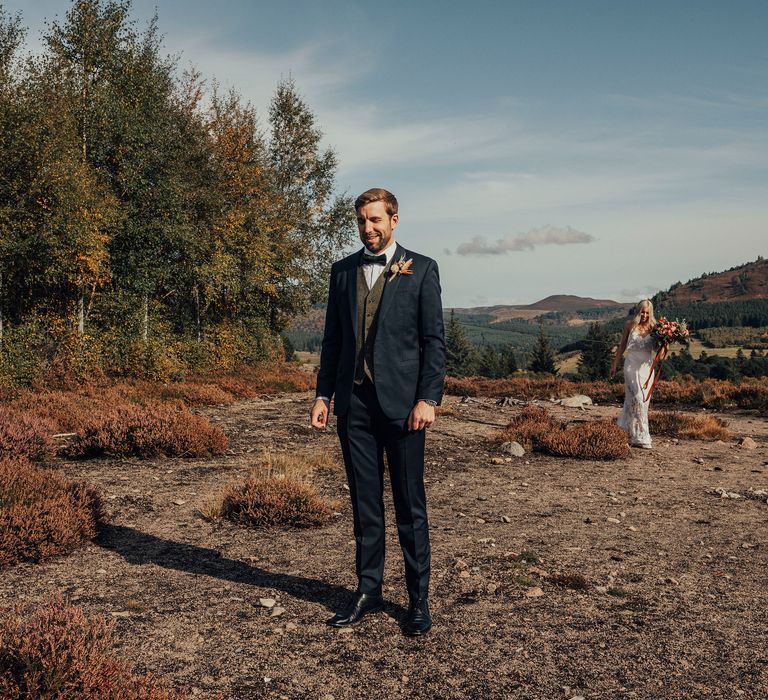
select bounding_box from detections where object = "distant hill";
[654,257,768,306]
[450,295,627,323]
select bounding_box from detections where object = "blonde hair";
[634,299,656,327]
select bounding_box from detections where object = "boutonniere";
[389,255,414,282]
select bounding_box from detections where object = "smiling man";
[310,188,446,636]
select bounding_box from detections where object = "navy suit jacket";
[316,243,446,420]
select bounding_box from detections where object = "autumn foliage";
[0,457,101,569]
[0,595,186,699]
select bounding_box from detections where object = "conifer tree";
[528,325,557,374]
[478,341,501,378]
[577,321,614,379]
[500,345,518,376]
[446,310,473,378]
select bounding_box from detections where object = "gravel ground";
[2,393,767,699]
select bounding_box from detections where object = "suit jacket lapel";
[377,243,405,325]
[347,250,364,336]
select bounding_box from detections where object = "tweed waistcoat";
[354,260,392,384]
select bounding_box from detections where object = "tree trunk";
[77,286,85,335]
[142,292,149,342]
[194,285,201,343]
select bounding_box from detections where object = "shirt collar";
[362,240,397,264]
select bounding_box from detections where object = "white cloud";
[456,225,595,256]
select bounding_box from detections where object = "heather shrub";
[495,406,561,450]
[649,412,731,441]
[495,408,629,460]
[0,457,101,568]
[159,382,235,406]
[0,595,186,699]
[538,420,630,460]
[216,476,332,528]
[64,403,227,459]
[0,408,56,463]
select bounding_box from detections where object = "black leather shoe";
[402,598,432,637]
[326,592,384,628]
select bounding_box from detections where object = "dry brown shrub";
[0,595,186,699]
[495,406,562,450]
[159,382,235,406]
[0,408,56,463]
[194,363,316,399]
[539,420,630,459]
[443,377,478,397]
[0,457,101,568]
[216,475,332,528]
[495,408,629,459]
[64,403,227,459]
[649,411,731,441]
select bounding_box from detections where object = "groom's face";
[357,201,398,254]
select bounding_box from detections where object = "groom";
[310,188,446,636]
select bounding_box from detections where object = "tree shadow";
[96,523,406,619]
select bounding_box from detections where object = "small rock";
[557,394,593,408]
[500,515,512,523]
[490,457,505,465]
[258,598,276,609]
[487,583,498,594]
[501,441,526,457]
[628,526,637,532]
[525,587,544,598]
[477,495,488,501]
[606,517,620,524]
[476,518,486,524]
[285,622,297,631]
[694,458,705,465]
[459,570,471,578]
[270,607,286,617]
[172,499,186,506]
[110,611,131,618]
[595,585,609,594]
[453,558,469,570]
[739,437,757,450]
[321,695,335,700]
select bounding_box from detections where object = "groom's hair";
[355,188,398,217]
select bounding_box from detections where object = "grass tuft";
[649,411,731,441]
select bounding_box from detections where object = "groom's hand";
[408,401,435,431]
[310,398,330,429]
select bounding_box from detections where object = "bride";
[611,299,656,449]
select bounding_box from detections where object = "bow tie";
[362,254,387,266]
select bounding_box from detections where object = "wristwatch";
[420,399,438,406]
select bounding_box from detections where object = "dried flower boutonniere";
[389,255,414,282]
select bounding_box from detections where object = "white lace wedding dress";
[617,329,655,447]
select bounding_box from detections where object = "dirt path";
[2,394,767,699]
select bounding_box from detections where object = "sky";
[5,0,767,307]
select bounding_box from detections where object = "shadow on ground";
[96,523,407,620]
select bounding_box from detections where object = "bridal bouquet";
[644,318,690,401]
[650,317,690,348]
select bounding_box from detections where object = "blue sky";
[7,0,767,306]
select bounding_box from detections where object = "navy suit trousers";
[337,378,430,601]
